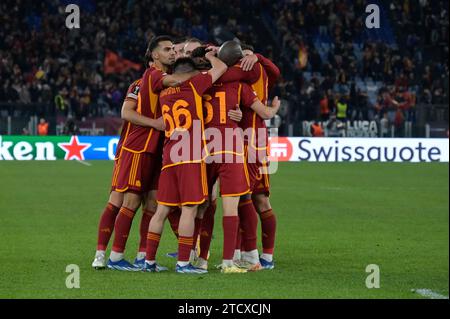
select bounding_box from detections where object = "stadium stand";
[0,0,448,136]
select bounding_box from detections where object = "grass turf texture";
[0,161,448,299]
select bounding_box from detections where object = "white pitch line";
[412,289,448,299]
[76,160,92,166]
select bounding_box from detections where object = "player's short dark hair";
[172,57,197,73]
[191,46,212,70]
[240,43,255,52]
[217,40,243,67]
[191,46,208,58]
[144,35,173,64]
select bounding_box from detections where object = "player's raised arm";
[162,72,198,87]
[249,96,281,120]
[205,48,228,83]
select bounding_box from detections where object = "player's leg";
[197,181,218,269]
[252,193,276,269]
[107,191,142,270]
[92,191,124,269]
[133,189,157,267]
[175,205,206,273]
[167,207,181,238]
[189,203,205,263]
[106,149,144,270]
[177,205,197,266]
[216,162,250,273]
[165,207,181,258]
[238,160,261,269]
[196,162,220,269]
[175,163,208,274]
[220,196,247,273]
[143,203,171,272]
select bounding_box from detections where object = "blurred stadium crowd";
[0,0,448,135]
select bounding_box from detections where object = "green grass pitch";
[0,161,448,299]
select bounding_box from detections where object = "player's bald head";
[217,40,244,67]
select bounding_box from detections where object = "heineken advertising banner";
[0,136,119,161]
[0,135,448,162]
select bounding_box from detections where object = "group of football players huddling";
[91,35,281,274]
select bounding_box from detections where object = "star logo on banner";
[58,136,91,160]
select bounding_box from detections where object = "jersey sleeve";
[218,63,260,84]
[190,72,213,95]
[240,83,259,108]
[255,53,280,90]
[149,69,167,93]
[125,80,141,101]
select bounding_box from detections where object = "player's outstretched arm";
[250,96,281,119]
[162,72,198,87]
[121,100,163,129]
[255,53,280,84]
[241,53,280,89]
[205,49,228,83]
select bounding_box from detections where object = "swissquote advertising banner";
[0,136,448,163]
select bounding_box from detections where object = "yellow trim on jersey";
[161,160,203,171]
[115,186,129,193]
[249,112,269,151]
[149,73,159,116]
[157,199,207,207]
[238,83,242,105]
[133,154,140,185]
[121,146,150,154]
[262,159,270,187]
[128,154,138,186]
[249,64,269,151]
[201,161,208,196]
[189,81,209,157]
[206,150,245,157]
[221,189,250,197]
[115,122,131,160]
[137,90,142,114]
[112,158,121,186]
[142,128,154,152]
[243,156,250,186]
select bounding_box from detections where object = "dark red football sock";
[138,209,155,253]
[191,217,202,251]
[199,200,217,260]
[238,199,258,252]
[167,207,181,238]
[222,216,239,260]
[96,202,120,250]
[259,209,277,254]
[145,232,161,261]
[111,206,136,253]
[235,226,242,250]
[178,236,194,262]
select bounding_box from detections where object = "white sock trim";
[260,253,273,262]
[109,251,124,262]
[177,261,189,267]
